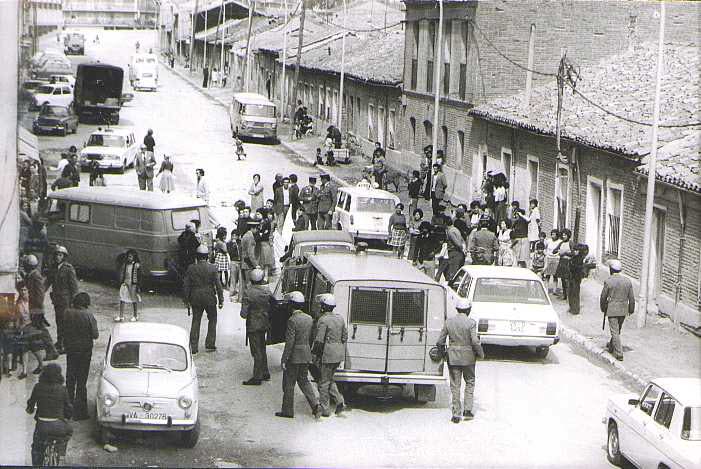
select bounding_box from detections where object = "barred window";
[350,288,388,324]
[392,290,425,327]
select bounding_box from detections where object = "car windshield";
[87,134,125,147]
[43,106,68,117]
[356,197,396,213]
[111,341,187,371]
[683,407,701,441]
[36,85,54,94]
[473,278,550,305]
[242,103,275,117]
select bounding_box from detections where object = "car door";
[386,289,428,373]
[335,191,346,229]
[625,384,662,468]
[651,392,684,469]
[61,86,72,107]
[268,264,311,345]
[50,86,62,105]
[345,286,390,372]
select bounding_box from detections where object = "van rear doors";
[345,287,427,373]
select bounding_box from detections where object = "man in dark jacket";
[299,177,319,230]
[240,268,272,385]
[22,255,59,360]
[276,291,320,418]
[293,205,309,232]
[600,259,636,361]
[437,298,484,423]
[62,292,98,420]
[183,245,224,354]
[288,174,300,221]
[177,222,200,276]
[240,221,261,289]
[45,245,78,354]
[317,174,335,230]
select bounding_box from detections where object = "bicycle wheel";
[43,440,62,466]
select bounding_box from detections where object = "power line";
[325,20,402,33]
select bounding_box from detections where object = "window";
[388,109,396,150]
[459,64,467,100]
[318,87,324,117]
[344,194,351,211]
[654,393,677,429]
[501,147,512,182]
[111,341,187,372]
[456,130,465,168]
[443,22,451,95]
[606,184,623,256]
[350,288,388,324]
[472,278,549,305]
[91,205,114,227]
[640,385,661,416]
[423,120,433,147]
[441,126,448,160]
[69,203,90,223]
[392,290,425,326]
[458,272,472,297]
[140,211,164,232]
[527,156,539,200]
[242,104,275,117]
[337,191,346,209]
[356,197,395,213]
[410,117,417,147]
[172,208,200,230]
[378,106,385,145]
[426,60,434,92]
[411,59,418,90]
[115,207,139,230]
[411,22,419,90]
[368,103,375,141]
[682,407,701,441]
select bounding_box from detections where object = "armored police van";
[271,252,450,402]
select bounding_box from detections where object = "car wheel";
[180,419,200,448]
[61,127,67,137]
[606,422,622,466]
[337,382,357,404]
[535,346,550,359]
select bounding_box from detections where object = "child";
[214,228,230,288]
[117,249,141,322]
[314,148,323,166]
[93,171,106,186]
[234,133,246,160]
[531,241,546,275]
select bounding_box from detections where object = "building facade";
[63,0,156,28]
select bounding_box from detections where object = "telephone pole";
[190,0,199,74]
[244,0,256,91]
[430,0,443,164]
[291,0,306,111]
[280,0,288,117]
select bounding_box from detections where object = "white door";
[648,208,666,299]
[586,181,602,260]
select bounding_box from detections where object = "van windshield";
[87,134,125,147]
[356,197,395,213]
[242,104,275,118]
[473,278,549,305]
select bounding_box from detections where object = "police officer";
[22,255,59,360]
[600,259,635,361]
[45,246,79,354]
[436,298,484,423]
[299,176,319,230]
[240,268,272,385]
[276,291,320,419]
[312,294,347,416]
[183,245,224,354]
[316,174,335,230]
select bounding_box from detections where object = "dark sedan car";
[32,104,79,136]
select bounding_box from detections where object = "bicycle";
[43,437,66,466]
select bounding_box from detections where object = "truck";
[74,63,124,125]
[64,33,85,55]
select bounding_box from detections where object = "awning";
[17,126,40,162]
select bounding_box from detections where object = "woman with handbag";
[116,249,141,322]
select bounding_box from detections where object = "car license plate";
[510,321,525,332]
[252,133,264,138]
[126,411,167,421]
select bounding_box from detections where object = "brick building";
[398,0,701,204]
[468,42,700,328]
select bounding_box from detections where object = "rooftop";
[48,187,207,210]
[111,322,190,346]
[291,230,354,244]
[311,253,441,285]
[470,42,700,193]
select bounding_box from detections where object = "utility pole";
[190,0,199,74]
[430,0,443,164]
[244,0,256,91]
[638,1,666,328]
[219,0,226,80]
[337,0,347,130]
[291,0,306,109]
[280,0,288,117]
[203,8,208,70]
[155,0,161,51]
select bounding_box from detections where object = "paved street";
[0,28,642,468]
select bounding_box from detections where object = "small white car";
[30,83,73,110]
[334,185,401,241]
[96,322,200,447]
[604,378,701,469]
[49,74,75,89]
[79,127,139,173]
[448,265,560,358]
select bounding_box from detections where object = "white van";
[270,252,450,402]
[228,92,277,141]
[129,53,158,91]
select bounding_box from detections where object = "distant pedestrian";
[276,291,320,419]
[116,249,141,322]
[202,66,209,88]
[240,221,261,289]
[258,207,275,280]
[468,216,499,265]
[45,246,78,354]
[183,245,224,354]
[312,294,347,417]
[526,199,541,251]
[289,174,300,221]
[211,67,220,87]
[248,173,264,212]
[62,292,98,421]
[407,209,426,263]
[156,155,175,193]
[543,229,561,293]
[233,133,246,160]
[240,268,272,385]
[196,168,209,204]
[177,222,200,276]
[437,298,484,423]
[568,243,594,315]
[65,154,80,187]
[599,260,635,361]
[531,241,546,275]
[226,231,241,300]
[492,172,509,227]
[496,219,515,267]
[51,167,73,192]
[510,202,530,268]
[143,129,156,157]
[408,170,422,218]
[554,229,573,298]
[300,176,319,230]
[21,255,59,360]
[134,145,149,190]
[430,164,448,214]
[293,205,309,232]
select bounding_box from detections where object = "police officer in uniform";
[599,259,635,361]
[316,174,335,230]
[312,294,347,416]
[22,255,59,360]
[436,298,484,423]
[183,245,224,354]
[299,176,319,230]
[241,268,272,385]
[276,291,320,419]
[45,246,79,354]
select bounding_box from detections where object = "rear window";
[392,290,425,326]
[242,103,276,117]
[298,244,352,257]
[69,203,90,223]
[473,278,549,305]
[111,341,187,372]
[87,134,125,148]
[350,288,388,324]
[172,208,200,230]
[37,85,54,94]
[356,197,395,213]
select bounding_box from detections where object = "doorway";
[648,207,666,299]
[586,179,603,260]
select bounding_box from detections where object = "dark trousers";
[560,278,569,299]
[30,316,58,356]
[190,303,217,352]
[291,205,299,221]
[431,192,442,213]
[248,331,269,379]
[448,251,465,281]
[281,363,318,416]
[318,212,332,230]
[66,349,92,418]
[52,303,67,346]
[308,213,318,230]
[31,420,73,466]
[568,278,581,314]
[318,362,344,415]
[435,258,450,283]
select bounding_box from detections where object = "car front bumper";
[240,127,277,139]
[34,123,66,133]
[478,333,560,347]
[80,160,124,170]
[99,416,197,432]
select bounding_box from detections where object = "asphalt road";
[3,29,633,468]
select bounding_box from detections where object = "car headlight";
[272,122,277,128]
[178,396,193,409]
[103,393,118,407]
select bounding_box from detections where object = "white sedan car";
[448,266,560,358]
[30,83,73,110]
[604,378,701,468]
[334,185,401,241]
[96,322,200,447]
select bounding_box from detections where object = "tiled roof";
[233,15,345,55]
[470,43,701,193]
[282,30,404,86]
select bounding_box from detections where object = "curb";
[559,325,648,389]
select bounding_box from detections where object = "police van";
[271,252,451,402]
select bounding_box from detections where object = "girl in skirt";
[214,227,230,287]
[117,249,141,322]
[554,228,573,299]
[387,203,408,258]
[157,155,175,193]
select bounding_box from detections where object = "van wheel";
[414,384,436,403]
[180,419,200,448]
[606,422,622,467]
[337,383,356,403]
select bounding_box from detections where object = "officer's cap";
[250,268,265,283]
[455,298,472,312]
[608,259,622,272]
[318,293,336,308]
[286,291,305,304]
[196,245,209,255]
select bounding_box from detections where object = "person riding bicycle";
[26,363,73,466]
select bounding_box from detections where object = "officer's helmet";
[249,268,265,283]
[455,298,472,314]
[196,245,209,257]
[24,254,39,267]
[318,293,336,311]
[286,291,305,306]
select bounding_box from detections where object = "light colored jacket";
[600,273,636,317]
[281,310,314,364]
[437,314,484,366]
[433,172,448,199]
[314,311,347,364]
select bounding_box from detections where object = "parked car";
[32,58,73,80]
[20,79,48,103]
[228,92,277,141]
[604,377,701,468]
[78,127,138,173]
[30,83,73,110]
[447,265,560,358]
[334,185,401,242]
[32,104,78,136]
[64,32,85,55]
[48,74,75,89]
[96,322,200,447]
[30,50,66,69]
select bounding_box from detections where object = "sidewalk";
[165,56,701,390]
